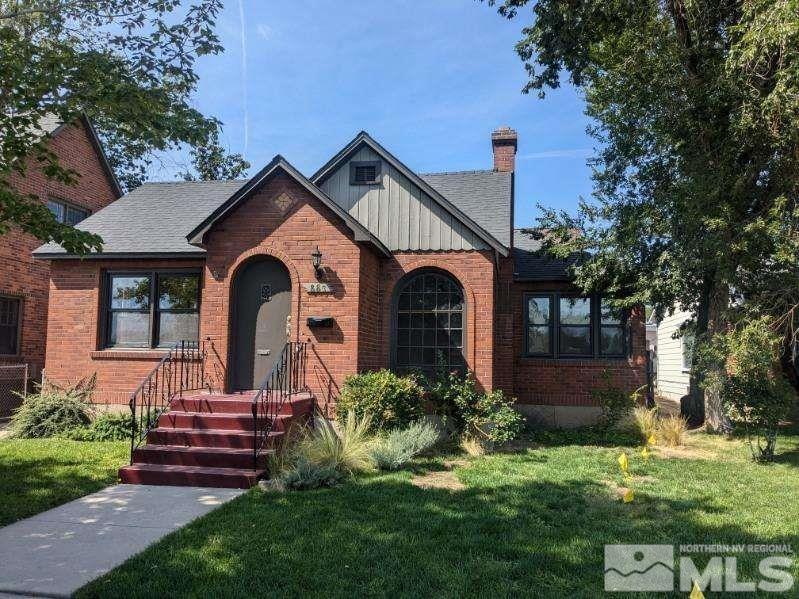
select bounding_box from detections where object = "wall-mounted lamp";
[311,245,323,274]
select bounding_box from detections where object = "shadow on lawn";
[78,471,791,599]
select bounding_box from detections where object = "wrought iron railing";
[129,340,212,459]
[252,341,308,469]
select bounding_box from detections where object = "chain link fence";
[0,364,28,419]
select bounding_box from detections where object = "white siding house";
[656,308,693,400]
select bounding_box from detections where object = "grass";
[78,428,799,598]
[0,437,128,526]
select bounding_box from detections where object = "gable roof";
[187,155,390,256]
[311,132,509,256]
[420,170,512,248]
[34,179,245,258]
[513,229,576,281]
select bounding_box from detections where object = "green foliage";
[179,126,250,181]
[280,456,343,491]
[11,377,95,438]
[336,370,425,430]
[591,370,637,430]
[0,0,229,252]
[370,421,440,471]
[66,411,133,442]
[487,0,799,426]
[703,317,797,460]
[428,370,524,444]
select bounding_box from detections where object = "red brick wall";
[44,258,203,404]
[0,121,118,375]
[509,280,647,406]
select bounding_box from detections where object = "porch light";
[311,245,323,273]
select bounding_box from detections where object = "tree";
[180,126,250,181]
[488,0,799,430]
[1,0,226,254]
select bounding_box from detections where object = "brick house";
[0,115,120,413]
[33,128,645,486]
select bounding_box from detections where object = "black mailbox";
[307,316,335,328]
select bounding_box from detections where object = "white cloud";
[518,148,593,160]
[256,23,273,41]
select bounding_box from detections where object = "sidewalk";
[0,484,244,598]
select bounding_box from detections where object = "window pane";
[0,297,19,326]
[601,326,625,355]
[527,325,550,354]
[109,312,150,346]
[47,200,65,223]
[559,297,591,324]
[0,297,20,354]
[527,296,551,325]
[559,326,591,355]
[601,299,623,324]
[158,313,199,346]
[682,332,695,370]
[110,276,150,309]
[159,275,199,310]
[65,205,89,225]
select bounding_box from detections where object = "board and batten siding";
[319,146,487,252]
[656,309,691,400]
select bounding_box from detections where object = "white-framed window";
[681,331,695,372]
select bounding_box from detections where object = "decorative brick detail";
[0,121,118,375]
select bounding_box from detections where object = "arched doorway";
[230,257,292,390]
[391,269,465,375]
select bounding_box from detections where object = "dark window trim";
[349,160,382,185]
[389,267,467,374]
[0,293,23,357]
[101,269,201,350]
[47,197,91,225]
[522,293,628,359]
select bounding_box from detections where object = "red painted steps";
[119,391,314,489]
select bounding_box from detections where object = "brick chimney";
[491,126,517,172]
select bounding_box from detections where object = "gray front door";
[231,258,291,390]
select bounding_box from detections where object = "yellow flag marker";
[640,446,650,462]
[622,488,634,503]
[647,434,657,447]
[618,452,629,473]
[689,580,705,599]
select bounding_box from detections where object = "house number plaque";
[304,282,332,294]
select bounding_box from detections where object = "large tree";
[488,0,799,430]
[179,126,250,181]
[1,0,227,254]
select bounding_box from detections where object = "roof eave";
[32,251,207,261]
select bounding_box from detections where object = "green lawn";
[79,430,799,598]
[0,438,128,526]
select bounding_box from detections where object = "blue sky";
[167,0,596,228]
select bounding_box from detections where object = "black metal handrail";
[252,341,307,469]
[128,340,212,460]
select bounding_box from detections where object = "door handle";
[256,349,271,356]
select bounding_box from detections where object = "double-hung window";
[48,199,90,225]
[524,293,627,358]
[0,296,21,355]
[105,271,200,349]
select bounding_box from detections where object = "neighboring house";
[32,126,647,485]
[655,308,693,401]
[0,115,120,407]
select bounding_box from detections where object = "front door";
[231,258,292,390]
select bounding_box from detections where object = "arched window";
[392,270,465,374]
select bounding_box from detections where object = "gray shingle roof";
[34,180,246,257]
[513,229,576,281]
[420,170,511,247]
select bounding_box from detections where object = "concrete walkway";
[0,484,245,598]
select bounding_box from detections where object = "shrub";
[459,434,486,457]
[627,406,659,444]
[370,420,440,470]
[300,411,375,475]
[11,377,95,438]
[66,411,133,441]
[658,415,688,447]
[280,456,343,491]
[427,370,524,444]
[336,370,425,430]
[592,369,637,430]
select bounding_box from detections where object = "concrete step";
[171,392,313,416]
[146,427,283,449]
[119,463,263,489]
[132,445,270,469]
[156,411,291,432]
